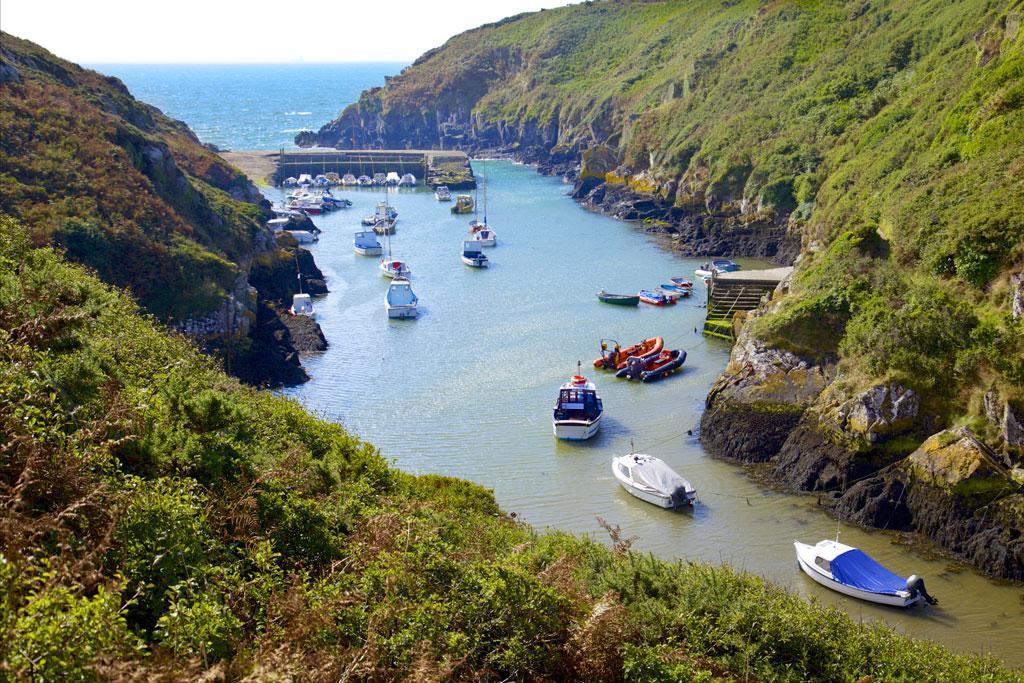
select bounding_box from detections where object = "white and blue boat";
[552,370,603,440]
[353,230,382,256]
[695,258,741,279]
[794,539,937,608]
[385,278,418,319]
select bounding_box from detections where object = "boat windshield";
[554,389,602,420]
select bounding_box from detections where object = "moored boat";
[461,240,489,267]
[660,283,692,296]
[669,277,694,289]
[597,290,640,306]
[373,172,387,185]
[380,258,410,278]
[552,369,603,440]
[267,217,290,232]
[372,219,397,235]
[594,337,664,370]
[289,292,315,317]
[385,171,401,185]
[638,289,677,306]
[451,194,474,214]
[357,175,373,186]
[469,225,497,247]
[435,185,452,201]
[695,258,741,278]
[285,230,318,244]
[353,230,382,256]
[385,277,418,319]
[616,349,687,382]
[612,452,696,508]
[794,539,938,608]
[399,173,417,186]
[341,173,358,186]
[282,176,298,187]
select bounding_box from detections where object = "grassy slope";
[0,32,265,321]
[347,0,1024,428]
[2,215,1020,680]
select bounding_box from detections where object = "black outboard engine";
[626,355,648,381]
[906,575,938,605]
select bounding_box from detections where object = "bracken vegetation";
[3,214,1020,679]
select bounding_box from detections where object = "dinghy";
[660,283,692,296]
[552,368,603,440]
[695,258,741,278]
[612,452,696,508]
[461,240,489,267]
[597,290,639,306]
[285,230,318,244]
[593,337,664,370]
[794,539,937,608]
[669,277,694,289]
[616,349,686,382]
[385,278,418,319]
[353,230,382,256]
[639,289,677,306]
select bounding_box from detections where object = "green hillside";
[0,32,265,323]
[1,213,1018,681]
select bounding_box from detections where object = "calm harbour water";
[90,62,1022,665]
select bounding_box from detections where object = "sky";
[0,0,575,63]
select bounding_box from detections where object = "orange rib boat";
[593,336,664,370]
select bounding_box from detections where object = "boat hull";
[793,543,919,607]
[462,256,488,267]
[354,246,382,256]
[553,414,602,440]
[386,305,417,319]
[597,292,640,306]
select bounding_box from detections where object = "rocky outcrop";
[280,311,328,357]
[227,300,309,388]
[700,316,835,462]
[834,428,1024,580]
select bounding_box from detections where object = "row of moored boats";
[283,172,417,188]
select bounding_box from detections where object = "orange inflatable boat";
[593,336,664,370]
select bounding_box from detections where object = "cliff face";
[0,32,322,387]
[306,0,1024,576]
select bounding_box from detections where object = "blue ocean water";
[87,63,405,150]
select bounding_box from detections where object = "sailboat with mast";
[379,218,411,279]
[468,171,497,247]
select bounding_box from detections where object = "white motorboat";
[695,258,741,279]
[353,230,382,256]
[341,173,358,186]
[385,277,418,319]
[612,453,696,508]
[362,201,398,226]
[282,176,298,187]
[267,217,290,232]
[285,230,318,244]
[461,240,489,267]
[373,173,387,185]
[297,173,313,186]
[794,539,938,608]
[385,171,401,185]
[357,175,373,186]
[290,292,315,317]
[314,174,329,186]
[470,225,497,247]
[435,185,452,201]
[552,370,603,440]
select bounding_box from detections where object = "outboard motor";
[626,355,647,381]
[906,575,938,605]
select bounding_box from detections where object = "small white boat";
[353,230,382,256]
[385,277,418,319]
[290,292,315,317]
[341,173,358,186]
[398,173,417,186]
[794,539,938,608]
[373,173,387,185]
[362,202,398,226]
[267,217,290,232]
[552,370,603,440]
[435,185,452,201]
[271,206,302,217]
[297,173,313,186]
[461,240,489,268]
[282,176,298,187]
[612,453,696,508]
[357,175,373,186]
[380,258,411,278]
[470,224,497,247]
[285,230,318,244]
[695,258,741,279]
[314,174,329,186]
[385,171,401,185]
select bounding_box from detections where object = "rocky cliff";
[306,1,1024,577]
[0,32,324,387]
